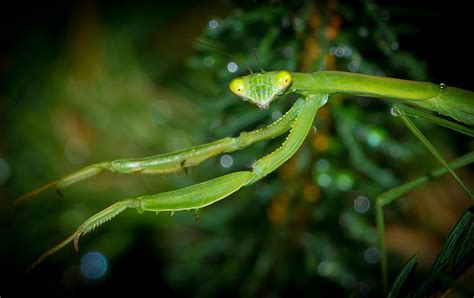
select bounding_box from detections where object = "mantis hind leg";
[393,104,473,198]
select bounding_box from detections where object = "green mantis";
[15,70,474,292]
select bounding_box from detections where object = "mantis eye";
[229,78,247,97]
[274,70,292,91]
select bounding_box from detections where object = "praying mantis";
[14,69,474,291]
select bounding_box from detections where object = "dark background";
[1,1,473,297]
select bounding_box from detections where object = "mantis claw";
[11,181,57,207]
[74,235,81,252]
[29,199,136,271]
[13,163,109,207]
[27,232,78,273]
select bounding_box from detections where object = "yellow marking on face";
[229,78,247,97]
[274,70,292,91]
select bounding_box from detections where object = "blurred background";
[1,0,473,297]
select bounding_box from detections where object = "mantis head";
[229,70,292,109]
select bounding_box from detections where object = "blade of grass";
[388,255,417,298]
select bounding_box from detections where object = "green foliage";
[412,207,474,297]
[388,207,473,297]
[388,255,417,298]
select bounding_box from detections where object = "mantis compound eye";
[274,70,292,91]
[229,78,247,97]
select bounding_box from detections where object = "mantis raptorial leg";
[28,171,254,271]
[28,93,328,271]
[13,98,304,206]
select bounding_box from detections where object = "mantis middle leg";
[392,104,473,198]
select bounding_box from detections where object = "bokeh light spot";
[81,252,108,280]
[335,46,346,57]
[317,173,332,188]
[364,247,380,264]
[348,61,359,72]
[317,261,333,277]
[203,56,215,68]
[336,173,354,191]
[220,154,233,168]
[271,111,282,121]
[315,159,330,172]
[354,196,370,213]
[208,19,218,30]
[367,129,383,147]
[227,62,238,73]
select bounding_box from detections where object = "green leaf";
[431,207,473,272]
[412,207,473,297]
[388,255,417,298]
[454,208,474,265]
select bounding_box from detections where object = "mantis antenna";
[191,38,254,74]
[249,47,265,72]
[153,34,255,74]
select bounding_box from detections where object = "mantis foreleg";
[14,99,305,206]
[29,93,328,270]
[376,151,474,291]
[28,171,253,271]
[247,93,328,184]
